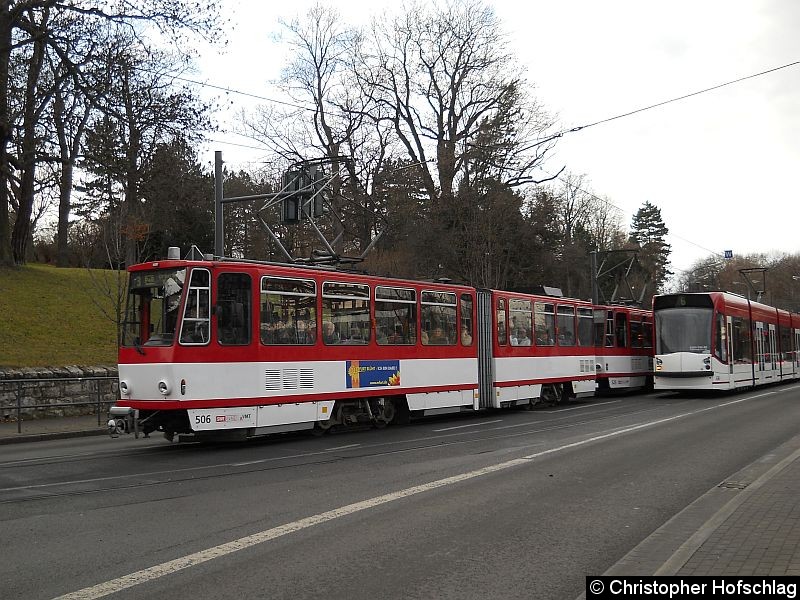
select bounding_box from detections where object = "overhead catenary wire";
[173,60,800,267]
[162,59,800,144]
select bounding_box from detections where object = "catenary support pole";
[214,151,224,258]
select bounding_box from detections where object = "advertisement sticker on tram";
[346,360,401,388]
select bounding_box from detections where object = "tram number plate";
[188,409,257,430]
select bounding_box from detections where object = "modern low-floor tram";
[653,292,800,391]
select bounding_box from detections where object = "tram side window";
[509,298,532,346]
[216,273,251,346]
[642,318,653,348]
[780,326,791,361]
[534,302,555,346]
[577,308,594,347]
[630,318,642,348]
[731,317,752,363]
[179,268,211,345]
[496,298,507,346]
[615,312,628,348]
[460,294,474,346]
[375,286,416,346]
[714,313,727,362]
[557,305,576,346]
[421,291,457,345]
[323,282,370,345]
[260,276,317,345]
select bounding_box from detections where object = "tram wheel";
[541,385,560,406]
[375,399,396,428]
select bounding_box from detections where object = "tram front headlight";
[119,380,130,395]
[158,380,171,396]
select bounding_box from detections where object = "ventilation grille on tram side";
[265,369,315,391]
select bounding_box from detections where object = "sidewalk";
[605,433,800,578]
[0,414,107,444]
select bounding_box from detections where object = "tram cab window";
[421,291,457,345]
[556,305,576,347]
[615,312,628,348]
[577,308,593,347]
[215,273,251,346]
[323,282,370,345]
[123,268,187,347]
[534,302,555,346]
[460,294,474,346]
[261,277,317,345]
[179,268,211,345]
[376,286,416,346]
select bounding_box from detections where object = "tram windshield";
[655,307,712,354]
[121,268,186,347]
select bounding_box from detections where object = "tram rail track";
[0,394,714,506]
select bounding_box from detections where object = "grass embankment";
[0,264,122,367]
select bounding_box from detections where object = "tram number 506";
[195,414,211,424]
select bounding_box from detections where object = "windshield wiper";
[133,336,145,356]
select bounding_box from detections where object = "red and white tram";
[593,304,654,392]
[653,292,800,391]
[485,291,597,407]
[111,252,643,440]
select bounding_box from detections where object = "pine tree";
[629,201,672,292]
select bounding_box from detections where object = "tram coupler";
[108,406,139,439]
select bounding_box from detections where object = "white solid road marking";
[54,390,777,600]
[433,419,503,432]
[540,399,621,413]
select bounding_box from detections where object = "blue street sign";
[724,250,733,259]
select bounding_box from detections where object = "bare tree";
[245,4,392,257]
[360,0,557,203]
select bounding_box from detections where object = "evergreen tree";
[629,201,672,293]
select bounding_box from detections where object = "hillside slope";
[0,264,122,367]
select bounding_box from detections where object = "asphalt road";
[3,383,800,600]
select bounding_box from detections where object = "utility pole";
[214,151,224,257]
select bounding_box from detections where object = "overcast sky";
[197,0,800,277]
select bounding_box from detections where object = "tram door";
[754,322,766,384]
[726,318,734,378]
[796,331,800,372]
[768,326,778,380]
[795,330,800,375]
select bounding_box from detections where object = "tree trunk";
[0,2,13,265]
[56,159,74,266]
[11,14,47,265]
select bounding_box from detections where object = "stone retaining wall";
[0,366,119,419]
